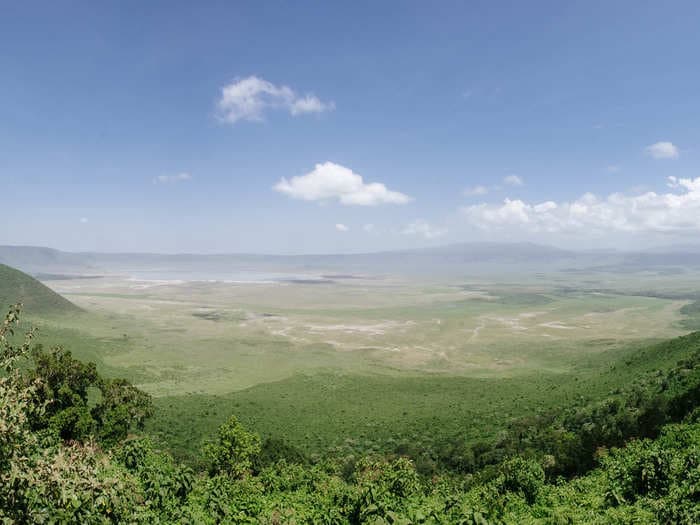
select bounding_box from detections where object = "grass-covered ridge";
[0,263,80,316]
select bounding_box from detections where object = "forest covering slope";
[2,302,700,522]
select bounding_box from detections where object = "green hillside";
[4,303,700,522]
[0,263,80,316]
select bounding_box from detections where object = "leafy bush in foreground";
[26,344,153,445]
[0,305,140,523]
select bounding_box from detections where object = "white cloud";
[607,165,621,173]
[646,141,679,159]
[290,95,335,116]
[363,223,375,232]
[274,162,412,206]
[464,185,489,196]
[217,76,334,124]
[79,217,88,224]
[503,174,524,186]
[462,176,700,236]
[402,219,447,239]
[335,223,349,232]
[154,172,192,184]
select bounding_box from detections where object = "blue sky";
[2,1,700,253]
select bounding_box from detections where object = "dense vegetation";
[147,332,697,469]
[2,304,700,522]
[680,299,700,330]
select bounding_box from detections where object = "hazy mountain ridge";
[2,243,700,278]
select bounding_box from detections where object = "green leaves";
[93,378,154,445]
[24,345,154,445]
[4,303,700,523]
[204,416,262,478]
[0,303,35,373]
[498,457,545,504]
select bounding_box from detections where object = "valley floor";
[27,268,700,462]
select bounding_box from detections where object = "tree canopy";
[2,304,700,523]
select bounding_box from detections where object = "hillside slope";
[0,263,80,315]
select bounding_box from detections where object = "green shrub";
[204,415,262,478]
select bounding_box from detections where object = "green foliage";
[680,299,700,330]
[147,330,698,468]
[28,344,100,440]
[601,423,700,521]
[7,442,141,524]
[256,436,308,470]
[25,345,153,445]
[4,304,700,522]
[425,332,700,481]
[0,305,139,524]
[93,378,154,445]
[351,457,422,522]
[497,457,544,504]
[204,415,262,478]
[113,437,194,520]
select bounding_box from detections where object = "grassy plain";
[28,268,700,463]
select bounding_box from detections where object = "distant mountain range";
[1,243,700,278]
